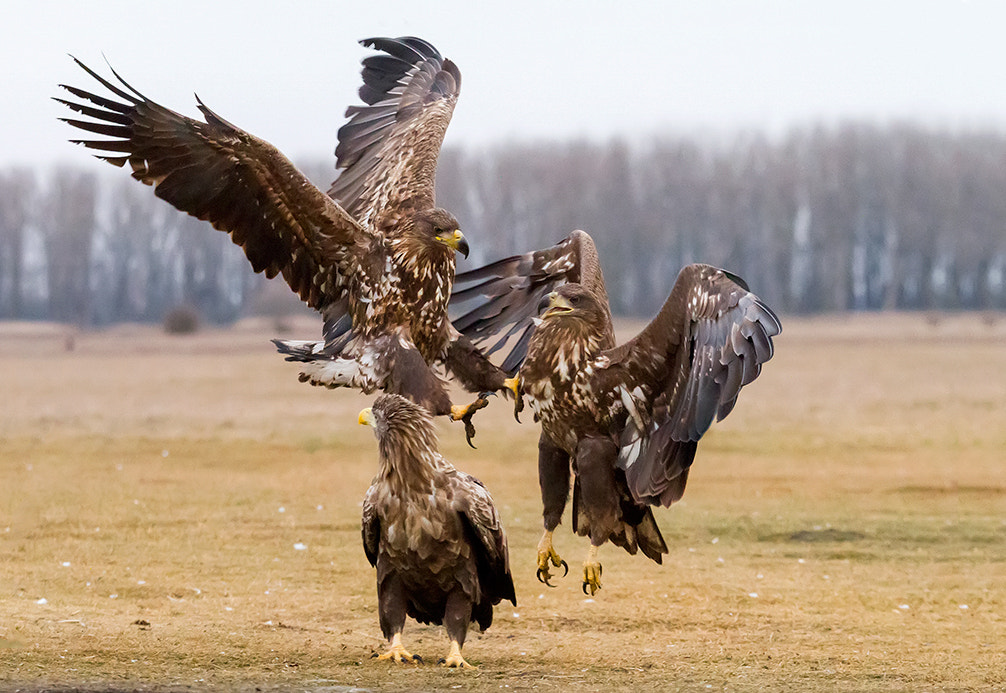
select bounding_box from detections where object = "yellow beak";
[440,229,470,259]
[358,407,374,427]
[542,292,574,319]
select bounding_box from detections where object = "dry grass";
[1,313,1004,692]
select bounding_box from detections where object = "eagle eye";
[570,295,581,305]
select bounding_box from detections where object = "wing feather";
[361,486,381,567]
[450,229,614,372]
[56,57,374,310]
[328,36,461,230]
[453,471,516,606]
[601,264,781,506]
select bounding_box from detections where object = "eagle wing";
[56,58,376,311]
[595,264,781,507]
[451,470,516,606]
[361,484,381,568]
[450,229,614,374]
[328,37,461,232]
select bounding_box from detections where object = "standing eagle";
[451,230,781,594]
[55,37,514,442]
[359,394,516,668]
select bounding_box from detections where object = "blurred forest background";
[2,121,1004,327]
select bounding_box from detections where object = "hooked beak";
[540,291,573,319]
[358,407,375,427]
[440,229,469,259]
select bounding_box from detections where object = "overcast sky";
[6,0,1005,170]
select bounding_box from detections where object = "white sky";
[6,0,1005,169]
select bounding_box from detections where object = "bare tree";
[0,168,35,318]
[38,167,97,325]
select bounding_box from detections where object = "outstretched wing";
[56,58,376,311]
[328,37,460,232]
[452,470,516,606]
[450,229,614,374]
[597,264,781,507]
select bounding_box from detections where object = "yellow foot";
[450,396,490,449]
[440,641,476,669]
[503,376,524,422]
[582,545,602,596]
[373,634,422,664]
[535,530,568,587]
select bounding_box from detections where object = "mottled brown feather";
[361,394,515,644]
[56,57,372,310]
[454,229,781,571]
[328,37,460,232]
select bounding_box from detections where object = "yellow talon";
[503,376,524,422]
[582,545,602,596]
[374,633,421,664]
[440,640,476,669]
[536,530,568,587]
[504,376,520,398]
[451,396,490,448]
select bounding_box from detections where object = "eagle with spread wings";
[56,37,514,443]
[359,394,516,668]
[451,230,781,594]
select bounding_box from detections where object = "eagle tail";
[634,507,668,564]
[272,338,324,362]
[272,338,386,393]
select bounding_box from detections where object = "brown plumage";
[451,230,781,594]
[359,394,516,668]
[55,38,511,442]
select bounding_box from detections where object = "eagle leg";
[373,632,422,664]
[450,394,490,449]
[581,544,603,596]
[439,640,476,669]
[503,376,524,422]
[535,529,569,587]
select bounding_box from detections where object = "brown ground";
[1,313,1004,692]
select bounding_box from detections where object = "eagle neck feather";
[377,425,443,492]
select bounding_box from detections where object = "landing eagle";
[359,394,516,668]
[451,230,781,594]
[56,37,513,442]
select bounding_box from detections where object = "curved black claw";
[503,377,524,423]
[536,566,555,587]
[581,563,603,596]
[461,396,490,449]
[463,418,478,449]
[371,652,423,664]
[535,559,568,587]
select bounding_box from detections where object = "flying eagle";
[359,394,516,668]
[451,230,781,594]
[55,37,515,443]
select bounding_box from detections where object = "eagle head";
[539,283,605,324]
[413,208,468,259]
[359,393,440,467]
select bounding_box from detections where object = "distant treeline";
[1,122,1004,326]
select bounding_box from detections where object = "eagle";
[451,230,781,594]
[359,393,516,668]
[55,37,515,443]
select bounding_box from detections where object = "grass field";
[1,313,1004,692]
